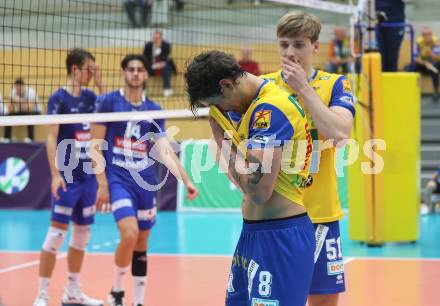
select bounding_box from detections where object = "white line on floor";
[0,253,67,274]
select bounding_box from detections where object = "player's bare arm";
[90,123,110,211]
[150,136,199,200]
[209,117,280,205]
[46,124,66,200]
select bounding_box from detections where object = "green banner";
[177,140,243,212]
[177,141,348,211]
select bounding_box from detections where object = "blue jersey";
[47,88,96,182]
[95,89,166,187]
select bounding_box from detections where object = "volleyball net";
[0,0,365,122]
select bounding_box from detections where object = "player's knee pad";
[131,251,147,276]
[42,226,67,254]
[68,225,91,251]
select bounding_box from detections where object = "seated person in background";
[413,26,440,102]
[143,30,174,97]
[3,78,40,143]
[238,45,261,76]
[326,26,352,74]
[424,168,440,214]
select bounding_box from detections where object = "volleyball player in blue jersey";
[34,48,105,306]
[91,54,198,306]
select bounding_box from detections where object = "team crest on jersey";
[251,298,279,306]
[327,260,344,275]
[252,110,271,129]
[342,79,352,93]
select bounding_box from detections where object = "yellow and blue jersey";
[232,79,312,206]
[261,70,355,223]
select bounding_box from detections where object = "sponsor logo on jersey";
[113,136,147,159]
[251,298,279,306]
[336,273,344,284]
[0,157,30,194]
[227,271,235,293]
[291,174,313,189]
[342,79,352,93]
[339,95,353,104]
[252,110,271,130]
[319,75,331,80]
[327,260,344,275]
[251,135,270,144]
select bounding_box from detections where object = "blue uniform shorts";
[226,213,315,306]
[309,221,346,295]
[51,176,97,225]
[109,180,157,230]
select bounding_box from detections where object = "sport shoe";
[108,290,125,306]
[62,287,103,306]
[33,291,49,306]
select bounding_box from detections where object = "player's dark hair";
[66,48,95,75]
[184,50,244,114]
[14,78,25,85]
[121,54,148,70]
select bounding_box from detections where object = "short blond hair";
[277,11,322,42]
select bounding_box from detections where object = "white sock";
[133,276,147,305]
[38,277,50,293]
[67,272,80,291]
[113,265,129,292]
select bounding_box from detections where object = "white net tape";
[0,107,209,126]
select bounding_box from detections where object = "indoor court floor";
[0,210,439,306]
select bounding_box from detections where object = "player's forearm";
[90,143,108,186]
[159,148,190,185]
[297,85,351,141]
[227,147,263,196]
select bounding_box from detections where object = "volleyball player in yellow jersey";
[185,50,315,306]
[261,11,356,306]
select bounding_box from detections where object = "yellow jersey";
[261,70,355,223]
[213,80,313,206]
[416,35,440,61]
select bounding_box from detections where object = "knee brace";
[42,226,67,254]
[131,251,147,277]
[68,225,91,251]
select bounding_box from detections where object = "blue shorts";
[109,181,157,230]
[51,176,97,225]
[309,221,346,295]
[226,214,315,306]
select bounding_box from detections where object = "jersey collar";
[252,79,268,101]
[119,88,146,106]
